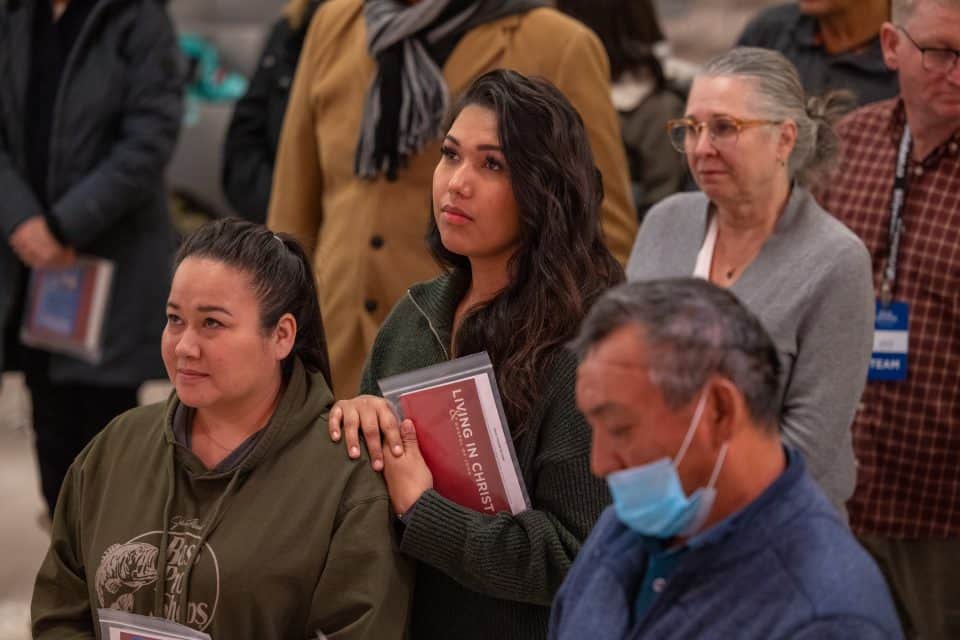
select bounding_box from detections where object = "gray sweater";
[626,187,874,515]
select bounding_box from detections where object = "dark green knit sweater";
[359,272,611,640]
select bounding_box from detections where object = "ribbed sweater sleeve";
[398,362,610,606]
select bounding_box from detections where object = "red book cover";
[399,378,511,515]
[380,352,530,515]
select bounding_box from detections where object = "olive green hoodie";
[32,360,413,638]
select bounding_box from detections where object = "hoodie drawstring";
[153,451,177,617]
[176,466,244,619]
[153,436,246,623]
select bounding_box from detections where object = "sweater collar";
[406,269,470,351]
[693,183,812,277]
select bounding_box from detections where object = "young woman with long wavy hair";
[327,69,623,640]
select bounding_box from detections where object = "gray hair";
[892,0,960,24]
[700,47,855,188]
[570,278,782,431]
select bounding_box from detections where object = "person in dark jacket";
[737,0,898,107]
[555,0,687,222]
[221,0,324,222]
[0,0,183,516]
[551,278,903,640]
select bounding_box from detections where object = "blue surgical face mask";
[606,390,729,538]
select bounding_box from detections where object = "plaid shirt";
[817,98,960,539]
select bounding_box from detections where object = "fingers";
[378,404,404,458]
[357,401,385,471]
[52,246,76,268]
[329,396,402,472]
[10,236,67,269]
[399,419,418,447]
[10,245,36,268]
[328,403,343,442]
[338,402,364,460]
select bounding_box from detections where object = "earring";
[777,157,786,167]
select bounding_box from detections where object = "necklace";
[714,239,764,283]
[194,422,235,452]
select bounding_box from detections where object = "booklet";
[379,352,530,516]
[98,609,212,640]
[19,255,114,363]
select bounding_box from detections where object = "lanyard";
[881,126,913,307]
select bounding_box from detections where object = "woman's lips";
[177,368,208,381]
[441,204,472,225]
[696,169,727,180]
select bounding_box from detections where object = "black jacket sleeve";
[50,1,183,248]
[222,19,297,223]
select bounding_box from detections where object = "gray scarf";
[355,0,542,180]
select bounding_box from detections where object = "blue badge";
[868,301,908,382]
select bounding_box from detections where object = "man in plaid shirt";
[817,0,960,637]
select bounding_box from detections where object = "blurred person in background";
[738,0,898,106]
[816,0,960,636]
[327,70,622,640]
[221,0,327,223]
[556,0,687,221]
[0,0,183,518]
[268,0,636,398]
[32,220,411,638]
[627,47,875,518]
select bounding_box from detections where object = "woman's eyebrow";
[197,305,233,315]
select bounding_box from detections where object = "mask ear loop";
[674,389,708,467]
[706,442,730,490]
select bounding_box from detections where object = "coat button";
[949,141,958,154]
[370,234,384,249]
[263,54,276,69]
[652,577,667,593]
[913,166,924,177]
[364,299,378,313]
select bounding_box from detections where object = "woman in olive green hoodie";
[329,70,624,640]
[32,220,412,638]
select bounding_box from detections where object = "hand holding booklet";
[20,255,114,363]
[379,352,530,515]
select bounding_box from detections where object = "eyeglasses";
[665,116,782,153]
[898,27,960,74]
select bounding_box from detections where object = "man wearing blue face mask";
[549,278,902,640]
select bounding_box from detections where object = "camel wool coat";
[268,0,636,397]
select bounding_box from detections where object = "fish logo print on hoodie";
[94,516,220,631]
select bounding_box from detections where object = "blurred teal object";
[178,33,248,125]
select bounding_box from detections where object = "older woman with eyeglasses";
[626,47,875,519]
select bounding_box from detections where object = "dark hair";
[570,278,782,431]
[555,0,667,86]
[174,218,332,389]
[428,69,624,437]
